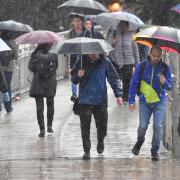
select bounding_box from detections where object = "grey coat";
[28,50,58,98]
[111,32,140,66]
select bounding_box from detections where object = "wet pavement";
[0,79,180,180]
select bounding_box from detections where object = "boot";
[97,141,104,154]
[47,125,54,133]
[132,141,143,155]
[83,151,90,160]
[39,129,45,137]
[151,150,159,161]
[38,122,45,137]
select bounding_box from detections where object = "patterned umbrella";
[58,0,108,15]
[0,20,33,32]
[134,26,180,53]
[0,38,11,52]
[15,30,62,44]
[96,11,144,31]
[171,4,180,14]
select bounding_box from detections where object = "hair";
[150,45,162,54]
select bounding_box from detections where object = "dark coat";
[28,50,58,98]
[71,55,123,105]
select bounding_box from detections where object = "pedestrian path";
[0,79,179,180]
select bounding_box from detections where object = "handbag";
[73,98,79,115]
[2,91,10,102]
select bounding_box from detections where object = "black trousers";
[117,65,134,102]
[79,104,108,153]
[35,96,54,129]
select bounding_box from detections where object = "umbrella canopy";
[15,30,62,44]
[171,4,180,14]
[0,38,11,52]
[0,20,33,32]
[51,37,114,55]
[134,26,180,53]
[96,11,144,31]
[57,0,108,15]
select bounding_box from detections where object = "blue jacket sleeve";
[162,65,173,90]
[128,63,141,104]
[106,60,123,98]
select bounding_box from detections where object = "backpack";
[0,50,12,66]
[137,60,167,95]
[36,51,57,79]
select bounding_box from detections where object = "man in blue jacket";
[71,53,123,160]
[128,46,173,161]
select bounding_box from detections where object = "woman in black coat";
[28,43,58,137]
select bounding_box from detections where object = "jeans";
[0,71,13,112]
[137,101,166,153]
[71,82,78,97]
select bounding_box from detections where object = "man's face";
[150,49,162,65]
[73,17,82,31]
[88,54,98,61]
[85,20,92,31]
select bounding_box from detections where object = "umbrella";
[134,26,180,53]
[51,37,114,68]
[171,4,180,14]
[51,37,113,54]
[0,38,11,52]
[57,0,108,15]
[96,11,144,31]
[0,20,33,32]
[15,30,62,44]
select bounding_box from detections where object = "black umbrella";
[51,37,113,68]
[57,0,108,15]
[0,20,33,32]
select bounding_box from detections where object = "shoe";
[6,107,13,113]
[70,95,77,103]
[83,151,90,160]
[47,126,54,133]
[97,141,104,154]
[39,129,45,137]
[151,151,159,161]
[132,141,143,155]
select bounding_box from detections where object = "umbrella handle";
[80,54,82,69]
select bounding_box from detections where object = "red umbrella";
[15,30,62,44]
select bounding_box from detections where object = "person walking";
[128,46,173,161]
[68,14,83,102]
[71,53,123,160]
[0,30,18,113]
[28,43,58,137]
[82,17,104,39]
[110,21,140,104]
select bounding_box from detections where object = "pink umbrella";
[15,30,62,44]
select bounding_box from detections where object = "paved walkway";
[0,79,179,180]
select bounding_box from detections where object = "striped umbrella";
[57,0,108,15]
[15,30,62,44]
[171,4,180,14]
[134,26,180,53]
[0,20,33,32]
[96,11,144,31]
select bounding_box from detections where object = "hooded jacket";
[82,17,104,39]
[71,55,122,105]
